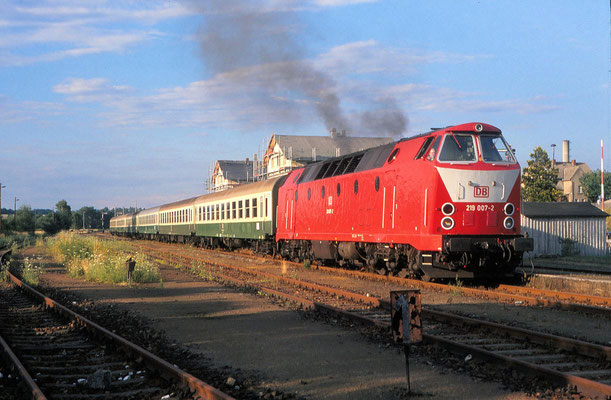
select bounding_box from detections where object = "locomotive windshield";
[479,134,516,163]
[438,134,476,162]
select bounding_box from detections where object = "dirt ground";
[27,249,534,400]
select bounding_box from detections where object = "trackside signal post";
[390,290,422,394]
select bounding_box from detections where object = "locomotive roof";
[398,122,502,143]
[297,141,397,184]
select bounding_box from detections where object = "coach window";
[321,186,325,198]
[375,176,380,192]
[307,188,311,200]
[295,190,298,202]
[253,198,258,218]
[245,199,250,218]
[226,202,230,219]
[354,179,358,194]
[232,201,236,219]
[265,197,269,218]
[238,200,243,219]
[336,183,341,196]
[215,204,219,220]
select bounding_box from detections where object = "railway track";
[124,237,611,314]
[95,232,611,313]
[134,242,611,399]
[0,272,233,400]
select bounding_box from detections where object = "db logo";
[474,186,489,198]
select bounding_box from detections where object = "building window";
[578,185,583,194]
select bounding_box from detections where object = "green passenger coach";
[109,176,286,253]
[193,176,285,249]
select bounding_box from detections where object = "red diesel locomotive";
[275,122,533,280]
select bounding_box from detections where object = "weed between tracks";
[46,232,160,284]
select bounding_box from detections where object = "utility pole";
[14,197,19,225]
[602,140,605,210]
[0,183,5,231]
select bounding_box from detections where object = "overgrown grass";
[20,257,41,286]
[46,232,160,284]
[0,233,37,252]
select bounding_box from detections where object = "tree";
[522,147,562,202]
[37,213,61,235]
[579,170,611,203]
[74,206,102,229]
[15,205,36,232]
[55,200,73,230]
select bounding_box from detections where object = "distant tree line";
[0,200,140,235]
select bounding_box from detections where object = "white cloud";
[0,1,193,66]
[315,40,491,76]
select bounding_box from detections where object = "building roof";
[216,160,254,182]
[271,134,394,161]
[554,161,591,181]
[522,202,609,218]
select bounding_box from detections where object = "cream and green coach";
[193,176,285,248]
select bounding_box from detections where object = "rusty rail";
[7,271,234,400]
[0,333,47,400]
[143,244,611,399]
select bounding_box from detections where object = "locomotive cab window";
[415,136,435,159]
[479,134,516,163]
[387,148,399,163]
[438,134,476,162]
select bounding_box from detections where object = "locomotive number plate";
[465,204,495,212]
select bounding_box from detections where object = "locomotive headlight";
[441,216,455,230]
[475,123,483,132]
[503,217,514,230]
[504,203,515,216]
[441,202,455,216]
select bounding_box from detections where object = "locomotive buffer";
[391,290,422,394]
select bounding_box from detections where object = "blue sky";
[1,0,609,210]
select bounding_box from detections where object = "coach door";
[382,171,397,231]
[284,189,296,239]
